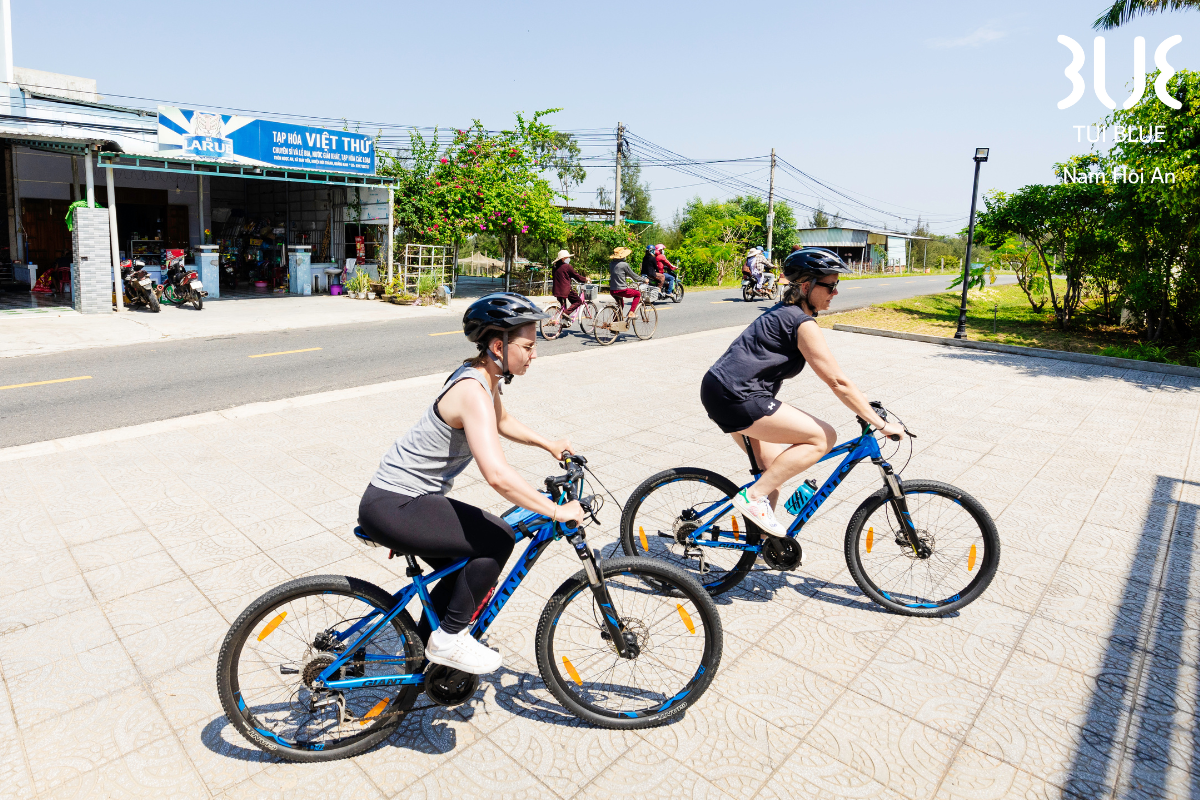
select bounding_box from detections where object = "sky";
[14,1,1197,235]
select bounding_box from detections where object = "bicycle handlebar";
[858,401,917,441]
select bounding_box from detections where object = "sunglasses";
[814,280,839,291]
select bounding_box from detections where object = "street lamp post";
[954,148,989,340]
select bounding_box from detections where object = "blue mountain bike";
[620,403,999,615]
[217,456,723,762]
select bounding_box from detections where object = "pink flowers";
[440,158,449,164]
[506,217,512,223]
[479,224,486,230]
[521,226,528,233]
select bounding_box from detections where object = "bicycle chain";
[300,659,433,727]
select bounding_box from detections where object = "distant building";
[795,227,929,270]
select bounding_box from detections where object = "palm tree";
[1094,0,1200,29]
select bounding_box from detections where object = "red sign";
[355,236,365,261]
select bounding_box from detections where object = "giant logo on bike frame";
[156,106,375,175]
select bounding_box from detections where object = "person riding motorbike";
[655,244,678,293]
[743,248,769,292]
[357,292,584,674]
[700,247,906,537]
[640,244,665,291]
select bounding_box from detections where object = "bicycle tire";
[844,480,1000,617]
[633,303,657,340]
[620,467,760,595]
[535,556,722,728]
[580,302,597,335]
[594,305,619,346]
[217,575,423,762]
[540,307,563,340]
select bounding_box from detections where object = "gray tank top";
[370,364,493,496]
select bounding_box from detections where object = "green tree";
[597,156,654,225]
[377,128,442,245]
[674,197,759,284]
[809,202,830,228]
[424,111,569,265]
[725,196,798,260]
[1093,0,1200,29]
[534,132,586,204]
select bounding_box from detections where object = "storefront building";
[0,53,395,313]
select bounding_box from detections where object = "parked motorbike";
[157,255,207,310]
[742,270,779,302]
[120,259,160,312]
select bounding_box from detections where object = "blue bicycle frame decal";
[686,431,885,548]
[319,504,561,691]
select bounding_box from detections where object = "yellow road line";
[710,300,734,304]
[428,331,460,336]
[248,347,322,359]
[0,376,92,391]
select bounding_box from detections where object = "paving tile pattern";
[1,327,1198,799]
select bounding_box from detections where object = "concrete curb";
[832,324,1200,379]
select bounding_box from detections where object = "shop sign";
[157,106,375,175]
[355,237,366,260]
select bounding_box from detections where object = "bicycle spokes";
[550,570,710,717]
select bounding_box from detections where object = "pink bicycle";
[539,288,598,340]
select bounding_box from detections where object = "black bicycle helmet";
[463,292,549,343]
[462,292,549,383]
[781,247,852,317]
[782,247,852,282]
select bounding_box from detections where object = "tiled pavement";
[1,325,1198,799]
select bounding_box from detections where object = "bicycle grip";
[561,520,579,531]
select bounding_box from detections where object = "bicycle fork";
[567,532,636,658]
[876,460,927,558]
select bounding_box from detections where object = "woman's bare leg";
[730,434,788,508]
[736,404,835,503]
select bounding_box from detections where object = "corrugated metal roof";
[797,228,868,247]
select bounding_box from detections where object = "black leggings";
[358,484,516,637]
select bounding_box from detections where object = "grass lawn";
[818,281,1148,357]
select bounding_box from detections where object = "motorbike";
[638,273,685,304]
[119,259,160,312]
[157,255,207,310]
[742,270,780,302]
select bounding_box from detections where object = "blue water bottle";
[784,479,819,516]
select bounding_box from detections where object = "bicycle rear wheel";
[632,303,658,340]
[845,480,999,616]
[620,468,759,595]
[217,575,423,762]
[540,307,564,340]
[579,301,597,335]
[594,305,620,346]
[536,557,722,728]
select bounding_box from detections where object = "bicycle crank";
[761,535,803,570]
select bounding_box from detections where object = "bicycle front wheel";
[845,480,1000,616]
[217,575,423,762]
[579,301,597,335]
[594,305,619,346]
[633,302,658,340]
[540,307,563,340]
[620,468,760,595]
[536,557,722,728]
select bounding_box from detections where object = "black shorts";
[700,371,782,434]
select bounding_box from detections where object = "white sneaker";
[425,627,502,674]
[731,487,788,537]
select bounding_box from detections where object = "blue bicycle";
[620,403,999,615]
[217,455,723,762]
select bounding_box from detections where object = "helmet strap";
[802,280,819,318]
[500,330,513,384]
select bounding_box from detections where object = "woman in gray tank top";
[358,293,585,675]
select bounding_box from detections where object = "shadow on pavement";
[1065,475,1197,798]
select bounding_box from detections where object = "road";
[0,274,1011,447]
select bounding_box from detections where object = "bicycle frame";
[316,501,624,691]
[685,427,916,549]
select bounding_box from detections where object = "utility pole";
[765,148,776,256]
[614,122,623,226]
[955,148,989,339]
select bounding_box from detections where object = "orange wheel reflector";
[562,656,583,686]
[676,604,696,634]
[638,526,649,552]
[732,516,740,540]
[968,544,977,572]
[865,527,874,554]
[360,697,389,725]
[258,611,287,641]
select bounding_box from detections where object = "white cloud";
[927,25,1007,49]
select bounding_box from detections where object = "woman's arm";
[796,321,905,437]
[568,265,589,283]
[440,380,582,521]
